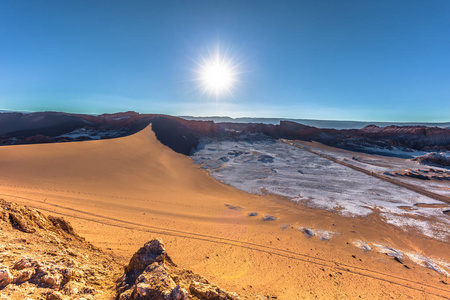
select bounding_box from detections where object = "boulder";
[124,238,173,284]
[117,239,239,300]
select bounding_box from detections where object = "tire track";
[0,183,218,212]
[2,193,449,298]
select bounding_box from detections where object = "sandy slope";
[0,125,449,299]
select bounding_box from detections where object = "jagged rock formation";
[383,168,450,180]
[0,199,123,299]
[412,152,450,168]
[116,239,239,300]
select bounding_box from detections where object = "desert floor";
[0,125,449,299]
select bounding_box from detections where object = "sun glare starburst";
[195,48,240,98]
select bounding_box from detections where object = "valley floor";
[1,126,449,299]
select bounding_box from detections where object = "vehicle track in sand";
[1,192,449,299]
[0,182,219,213]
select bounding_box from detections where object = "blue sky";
[0,0,449,121]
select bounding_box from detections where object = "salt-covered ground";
[56,128,127,140]
[294,141,450,198]
[191,138,450,241]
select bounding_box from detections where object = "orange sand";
[0,125,449,299]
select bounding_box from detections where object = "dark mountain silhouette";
[0,111,449,156]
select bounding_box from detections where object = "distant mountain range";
[2,110,449,129]
[0,111,449,158]
[179,116,450,129]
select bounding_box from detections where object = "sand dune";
[1,125,449,299]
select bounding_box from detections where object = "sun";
[196,49,239,97]
[201,61,234,93]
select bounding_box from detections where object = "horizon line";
[1,109,449,124]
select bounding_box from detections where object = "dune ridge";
[0,124,449,299]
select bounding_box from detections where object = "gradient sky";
[0,0,449,121]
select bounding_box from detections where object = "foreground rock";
[0,199,122,299]
[0,200,240,299]
[116,239,239,300]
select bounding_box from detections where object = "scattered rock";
[13,257,34,270]
[298,227,315,237]
[257,155,274,163]
[224,204,244,211]
[262,215,276,221]
[316,230,335,241]
[13,269,33,284]
[386,167,450,181]
[352,240,372,252]
[219,156,229,162]
[373,244,404,260]
[190,281,239,300]
[227,150,244,157]
[45,290,65,300]
[247,212,258,217]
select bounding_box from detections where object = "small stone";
[13,269,34,284]
[13,257,34,270]
[299,227,315,237]
[0,266,13,288]
[45,290,65,300]
[118,289,133,300]
[262,215,276,221]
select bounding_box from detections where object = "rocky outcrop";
[383,168,450,181]
[116,239,239,300]
[0,199,122,299]
[412,152,450,168]
[0,200,239,300]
